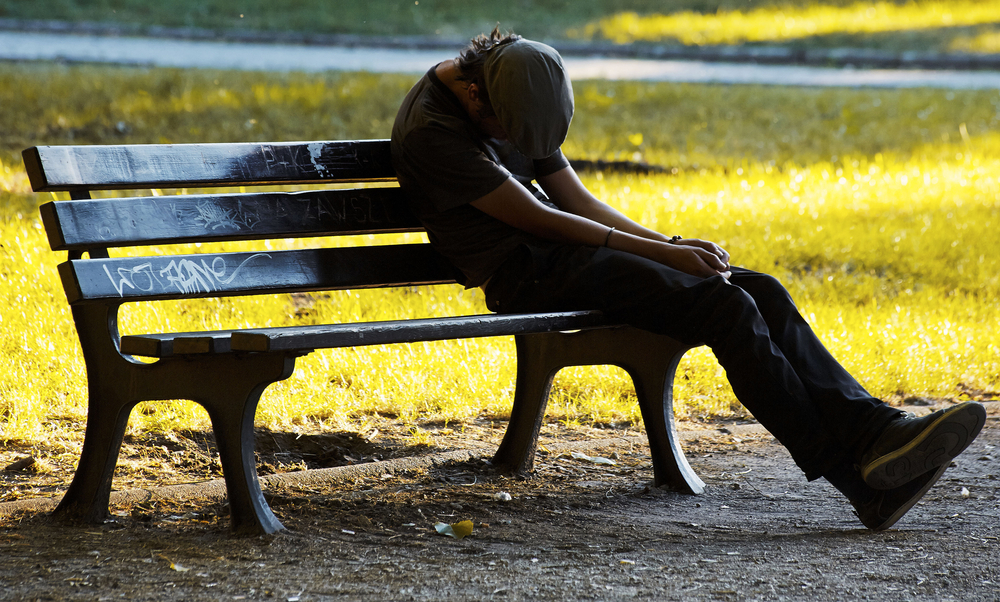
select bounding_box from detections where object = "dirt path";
[1,406,997,601]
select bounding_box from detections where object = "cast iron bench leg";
[622,336,706,494]
[56,303,298,533]
[195,354,297,536]
[493,327,704,494]
[492,333,560,474]
[54,394,135,523]
[56,352,296,534]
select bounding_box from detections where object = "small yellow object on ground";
[435,520,474,540]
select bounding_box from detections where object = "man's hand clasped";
[665,238,732,280]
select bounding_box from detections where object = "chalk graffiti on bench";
[102,253,272,296]
[193,200,261,232]
[183,194,396,233]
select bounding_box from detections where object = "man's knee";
[734,271,796,311]
[701,276,762,326]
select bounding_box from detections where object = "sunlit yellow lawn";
[1,64,998,446]
[8,0,1000,54]
[571,0,1000,53]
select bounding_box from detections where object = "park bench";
[23,139,705,535]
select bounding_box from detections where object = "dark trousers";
[485,243,901,480]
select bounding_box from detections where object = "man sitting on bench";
[389,28,986,530]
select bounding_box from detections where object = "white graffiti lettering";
[103,263,161,296]
[158,258,217,294]
[159,253,271,294]
[103,253,271,297]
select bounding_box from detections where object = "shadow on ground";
[1,406,997,601]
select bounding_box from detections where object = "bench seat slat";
[23,141,395,192]
[41,188,420,251]
[120,331,234,356]
[120,311,608,357]
[60,243,458,304]
[232,311,609,352]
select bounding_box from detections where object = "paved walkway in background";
[3,30,1000,89]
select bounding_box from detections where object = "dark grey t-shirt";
[390,67,569,287]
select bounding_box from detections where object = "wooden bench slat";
[23,140,395,192]
[119,311,607,357]
[60,244,458,304]
[119,332,232,356]
[40,187,420,251]
[230,311,608,352]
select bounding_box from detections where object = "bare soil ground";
[1,402,998,601]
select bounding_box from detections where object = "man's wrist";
[603,227,616,247]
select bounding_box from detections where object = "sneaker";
[860,401,986,490]
[853,464,947,530]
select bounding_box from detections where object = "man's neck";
[434,59,506,141]
[435,59,465,101]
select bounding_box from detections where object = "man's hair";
[456,26,522,117]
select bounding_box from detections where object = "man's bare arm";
[538,166,731,270]
[470,177,729,278]
[538,165,670,241]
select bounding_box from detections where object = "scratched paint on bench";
[24,141,396,191]
[41,188,421,250]
[183,192,407,232]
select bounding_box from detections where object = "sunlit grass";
[0,63,415,165]
[592,161,1000,402]
[571,1,1000,50]
[6,0,999,55]
[4,160,996,442]
[568,82,1000,171]
[949,29,1000,53]
[6,63,1000,169]
[1,63,998,446]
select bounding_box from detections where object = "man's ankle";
[824,462,873,505]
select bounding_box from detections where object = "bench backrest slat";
[23,140,395,192]
[60,244,458,304]
[41,188,420,251]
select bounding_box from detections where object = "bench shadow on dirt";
[1,408,997,601]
